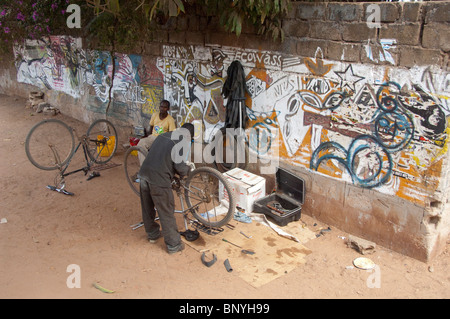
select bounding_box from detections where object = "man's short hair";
[161,100,170,108]
[181,123,195,140]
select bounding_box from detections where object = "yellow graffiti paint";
[431,123,450,162]
[141,85,164,115]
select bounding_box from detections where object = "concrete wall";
[0,1,449,261]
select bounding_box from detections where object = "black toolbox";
[253,167,304,227]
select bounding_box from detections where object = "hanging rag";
[222,60,248,129]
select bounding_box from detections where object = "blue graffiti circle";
[374,111,414,152]
[347,135,393,188]
[376,81,401,112]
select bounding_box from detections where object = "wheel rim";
[86,120,118,164]
[124,146,147,196]
[185,167,235,227]
[25,119,75,170]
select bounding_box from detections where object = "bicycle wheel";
[124,146,148,196]
[86,119,118,164]
[25,119,75,171]
[184,166,236,228]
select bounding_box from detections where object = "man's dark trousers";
[139,180,181,247]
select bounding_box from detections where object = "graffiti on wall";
[242,47,449,206]
[14,37,165,125]
[14,37,450,206]
[157,45,228,141]
[154,44,450,205]
[15,36,83,97]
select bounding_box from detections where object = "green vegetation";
[0,0,292,55]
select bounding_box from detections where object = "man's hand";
[186,161,196,172]
[172,176,181,190]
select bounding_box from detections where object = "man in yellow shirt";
[148,100,176,136]
[138,100,176,164]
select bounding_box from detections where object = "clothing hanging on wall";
[222,60,248,129]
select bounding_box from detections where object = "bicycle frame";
[48,132,104,195]
[55,137,92,178]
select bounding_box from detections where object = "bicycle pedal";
[87,171,100,181]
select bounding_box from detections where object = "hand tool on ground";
[316,226,332,238]
[241,249,255,255]
[130,222,144,230]
[130,217,161,230]
[222,238,242,248]
[240,231,252,239]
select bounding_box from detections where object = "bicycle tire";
[86,119,118,164]
[25,119,75,171]
[184,166,236,228]
[124,146,148,196]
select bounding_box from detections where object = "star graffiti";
[334,65,365,93]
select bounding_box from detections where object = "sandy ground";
[0,93,449,300]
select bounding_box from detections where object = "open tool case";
[253,167,304,226]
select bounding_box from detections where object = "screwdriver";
[222,238,242,248]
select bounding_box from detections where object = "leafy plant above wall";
[85,0,291,39]
[206,0,291,40]
[0,0,292,57]
[0,1,70,55]
[0,0,74,56]
[82,0,292,51]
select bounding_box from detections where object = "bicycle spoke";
[86,119,117,165]
[203,201,211,224]
[182,184,206,202]
[185,193,204,203]
[184,167,235,228]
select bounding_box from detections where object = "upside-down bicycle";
[25,118,118,195]
[124,145,237,235]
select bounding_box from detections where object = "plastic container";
[253,167,305,227]
[129,136,140,156]
[97,135,116,157]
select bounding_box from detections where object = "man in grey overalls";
[138,123,194,254]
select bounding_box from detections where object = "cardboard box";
[220,168,266,213]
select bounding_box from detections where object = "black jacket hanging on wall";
[222,60,248,129]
